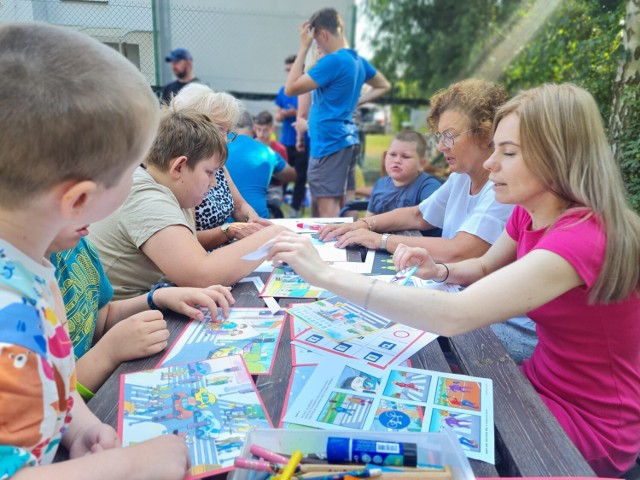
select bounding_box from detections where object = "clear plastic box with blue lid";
[229,429,474,480]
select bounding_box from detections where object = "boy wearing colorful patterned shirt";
[0,22,191,479]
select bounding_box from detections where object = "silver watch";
[380,233,391,252]
[221,222,233,241]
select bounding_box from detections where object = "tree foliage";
[362,0,525,99]
[501,0,639,212]
[502,0,625,120]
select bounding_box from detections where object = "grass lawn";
[362,134,391,184]
[280,133,392,218]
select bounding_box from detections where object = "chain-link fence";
[0,0,356,102]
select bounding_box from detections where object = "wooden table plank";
[447,327,595,477]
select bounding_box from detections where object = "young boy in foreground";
[0,22,189,479]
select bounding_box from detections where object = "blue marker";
[391,265,419,286]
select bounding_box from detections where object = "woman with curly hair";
[318,78,513,263]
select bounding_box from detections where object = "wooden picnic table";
[86,266,595,478]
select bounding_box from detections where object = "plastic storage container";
[229,429,474,480]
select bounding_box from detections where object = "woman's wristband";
[364,279,379,311]
[433,263,450,283]
[362,217,377,232]
[147,282,172,310]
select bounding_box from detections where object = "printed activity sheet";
[283,358,495,464]
[289,312,323,366]
[290,314,437,369]
[158,308,285,375]
[119,355,272,479]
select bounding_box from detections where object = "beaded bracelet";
[147,282,172,310]
[433,262,450,283]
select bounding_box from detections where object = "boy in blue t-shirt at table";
[0,22,192,479]
[49,233,234,400]
[367,130,443,236]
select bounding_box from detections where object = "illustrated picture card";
[158,308,285,375]
[119,355,272,479]
[261,265,333,299]
[287,296,393,342]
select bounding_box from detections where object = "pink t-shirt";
[507,206,640,477]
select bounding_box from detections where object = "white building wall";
[0,0,356,98]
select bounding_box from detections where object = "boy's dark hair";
[309,8,343,36]
[254,111,274,127]
[145,110,227,171]
[395,130,428,158]
[0,23,159,208]
[285,54,296,64]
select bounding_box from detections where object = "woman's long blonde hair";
[494,83,640,303]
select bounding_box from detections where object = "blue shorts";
[308,145,359,198]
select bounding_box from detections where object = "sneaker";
[288,208,299,218]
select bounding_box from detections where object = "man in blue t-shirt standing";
[285,8,390,217]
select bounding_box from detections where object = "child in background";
[367,131,443,236]
[253,110,290,216]
[0,22,190,478]
[49,233,234,400]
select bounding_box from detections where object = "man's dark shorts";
[307,144,359,198]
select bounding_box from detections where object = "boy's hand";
[103,311,169,363]
[299,21,314,49]
[68,423,120,458]
[152,285,235,321]
[126,435,190,480]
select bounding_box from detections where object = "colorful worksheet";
[290,314,437,369]
[279,364,320,429]
[119,355,272,479]
[289,312,323,366]
[261,265,333,299]
[287,296,393,342]
[158,308,285,375]
[283,358,495,464]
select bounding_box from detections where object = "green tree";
[363,0,524,98]
[609,0,640,212]
[502,0,640,211]
[502,0,625,120]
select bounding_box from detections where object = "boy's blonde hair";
[494,83,640,303]
[144,109,227,171]
[427,79,508,145]
[0,23,159,208]
[394,130,428,158]
[170,83,241,132]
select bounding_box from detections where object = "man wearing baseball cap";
[160,48,200,104]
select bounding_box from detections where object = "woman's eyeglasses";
[432,128,473,149]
